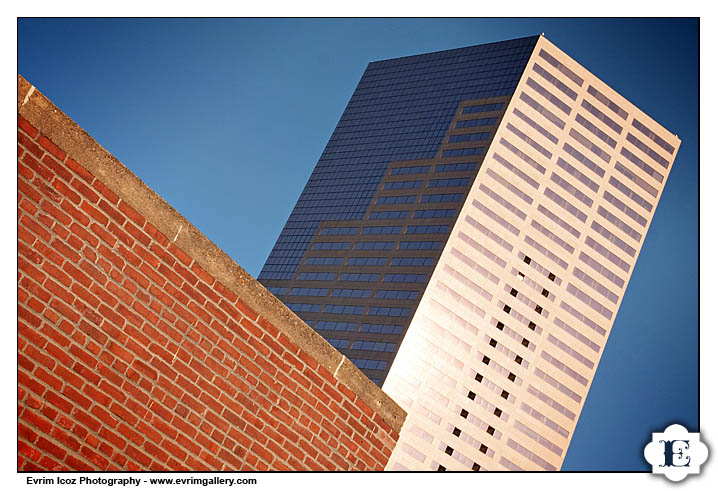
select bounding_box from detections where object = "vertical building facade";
[259,35,680,469]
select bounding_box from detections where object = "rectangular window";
[442,147,485,158]
[448,132,490,143]
[505,123,552,160]
[569,128,612,163]
[462,102,505,114]
[384,180,424,190]
[434,162,479,173]
[580,99,623,134]
[532,62,578,100]
[376,195,417,205]
[391,165,432,175]
[587,85,628,120]
[519,92,566,130]
[413,209,455,219]
[526,77,572,115]
[631,118,675,155]
[575,113,617,148]
[455,117,498,129]
[428,177,471,188]
[512,108,559,145]
[620,147,664,183]
[538,49,584,86]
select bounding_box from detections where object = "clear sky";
[18,18,698,471]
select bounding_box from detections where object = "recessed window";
[503,305,512,314]
[548,272,556,281]
[445,446,454,456]
[517,271,525,281]
[487,426,495,436]
[479,444,488,454]
[522,338,530,347]
[475,372,483,382]
[437,465,446,472]
[460,409,469,418]
[515,355,523,364]
[472,463,481,471]
[535,305,543,314]
[501,390,510,399]
[508,372,516,382]
[453,427,462,437]
[468,391,476,400]
[528,321,536,331]
[494,408,503,417]
[489,338,497,347]
[510,288,518,297]
[482,356,491,365]
[542,288,549,297]
[496,321,504,331]
[524,256,532,265]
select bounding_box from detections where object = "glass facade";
[259,36,539,281]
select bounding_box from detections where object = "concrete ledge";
[17,74,406,434]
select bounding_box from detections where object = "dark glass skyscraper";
[259,34,680,469]
[259,35,540,385]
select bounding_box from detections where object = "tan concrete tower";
[382,35,681,471]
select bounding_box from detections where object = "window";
[508,373,516,382]
[542,288,549,297]
[496,321,504,331]
[489,339,497,347]
[501,390,510,399]
[437,465,446,472]
[468,391,476,400]
[528,321,536,331]
[503,305,512,314]
[479,444,488,454]
[494,408,503,417]
[453,427,461,437]
[487,426,496,436]
[515,355,523,364]
[475,373,483,382]
[535,305,543,314]
[548,272,556,282]
[460,409,469,418]
[524,256,532,265]
[522,338,530,347]
[472,463,481,471]
[510,288,518,297]
[445,446,454,456]
[482,356,491,365]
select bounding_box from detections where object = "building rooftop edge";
[16,74,407,433]
[367,34,541,66]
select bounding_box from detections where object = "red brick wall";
[17,104,401,471]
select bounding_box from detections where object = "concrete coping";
[17,74,406,434]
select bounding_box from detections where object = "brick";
[37,135,67,161]
[23,152,53,181]
[64,157,94,182]
[18,177,43,203]
[21,214,52,243]
[69,222,98,248]
[71,177,100,203]
[40,200,71,226]
[92,179,119,204]
[18,441,42,462]
[52,179,82,205]
[43,154,73,182]
[190,263,214,285]
[18,115,39,138]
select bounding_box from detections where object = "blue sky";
[18,18,698,471]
